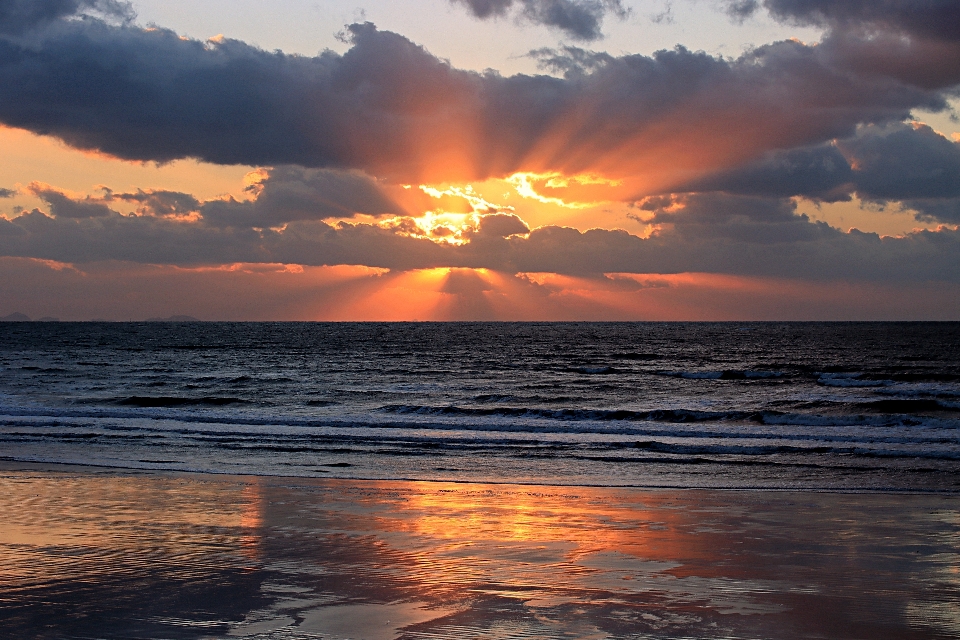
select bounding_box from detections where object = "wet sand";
[1,461,958,639]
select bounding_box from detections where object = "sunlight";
[506,172,609,209]
[405,172,642,233]
[384,210,480,245]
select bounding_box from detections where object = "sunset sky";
[1,0,959,320]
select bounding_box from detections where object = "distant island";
[145,315,201,322]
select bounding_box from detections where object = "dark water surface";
[2,322,959,490]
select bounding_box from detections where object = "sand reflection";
[0,465,270,638]
[239,479,264,562]
[1,464,958,639]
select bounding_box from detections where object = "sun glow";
[397,170,640,237]
[419,184,511,215]
[507,173,597,209]
[385,211,480,245]
[377,183,529,245]
[506,172,614,209]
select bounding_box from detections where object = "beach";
[1,460,958,639]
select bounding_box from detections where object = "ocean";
[2,321,958,492]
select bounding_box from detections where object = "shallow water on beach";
[1,465,958,639]
[1,322,959,491]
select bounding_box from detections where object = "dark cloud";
[680,144,854,201]
[677,123,960,223]
[723,0,760,22]
[0,0,133,35]
[726,1,960,89]
[758,1,960,42]
[29,183,115,218]
[0,205,450,269]
[839,123,960,202]
[21,166,404,227]
[0,19,948,187]
[474,213,530,237]
[451,0,629,40]
[818,28,960,91]
[198,166,405,228]
[107,188,200,217]
[0,187,15,197]
[514,212,960,282]
[644,193,836,244]
[527,45,613,77]
[901,197,960,224]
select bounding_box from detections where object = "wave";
[857,399,959,413]
[379,404,756,422]
[5,424,956,462]
[569,366,618,375]
[5,416,956,448]
[4,398,959,436]
[377,403,960,428]
[655,370,784,380]
[116,396,250,407]
[818,373,890,387]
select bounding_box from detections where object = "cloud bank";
[3,177,959,284]
[0,10,954,189]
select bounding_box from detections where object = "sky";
[1,0,959,320]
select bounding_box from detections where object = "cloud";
[28,182,115,218]
[676,122,960,222]
[0,205,456,269]
[901,197,960,224]
[0,0,133,35]
[2,186,959,283]
[20,166,405,228]
[722,1,760,22]
[0,18,950,189]
[198,166,405,228]
[527,45,613,77]
[450,0,629,40]
[679,143,854,201]
[474,213,530,237]
[838,123,960,202]
[756,1,960,41]
[727,0,960,89]
[106,188,200,217]
[0,187,15,197]
[644,193,836,244]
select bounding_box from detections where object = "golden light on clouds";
[380,211,480,244]
[506,172,618,209]
[0,126,252,203]
[390,170,646,240]
[420,183,510,214]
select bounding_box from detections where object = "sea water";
[1,322,958,491]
